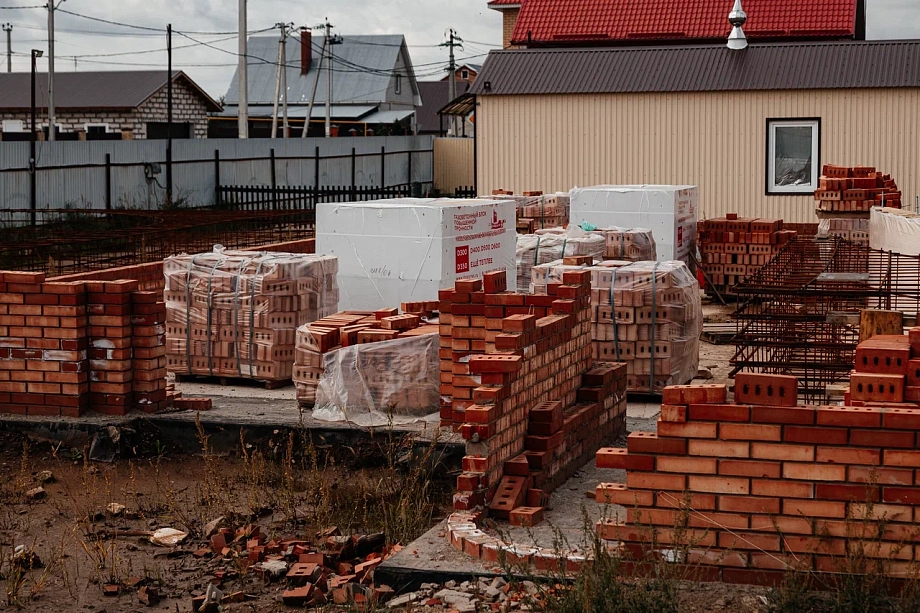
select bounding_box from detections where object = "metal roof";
[508,0,856,45]
[224,34,421,107]
[0,70,221,111]
[470,41,920,96]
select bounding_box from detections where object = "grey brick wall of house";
[0,79,211,139]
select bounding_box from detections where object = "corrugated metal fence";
[0,136,434,211]
[433,137,475,195]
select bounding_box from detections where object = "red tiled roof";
[510,0,856,45]
[488,0,521,6]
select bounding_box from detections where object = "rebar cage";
[731,236,920,403]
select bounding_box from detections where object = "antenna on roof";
[727,0,747,50]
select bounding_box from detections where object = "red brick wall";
[598,372,920,577]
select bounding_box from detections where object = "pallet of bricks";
[440,270,628,526]
[163,249,338,386]
[0,271,168,416]
[818,218,869,245]
[515,230,605,295]
[292,302,440,411]
[487,190,570,234]
[531,257,701,394]
[698,214,796,296]
[815,164,901,212]
[595,368,920,581]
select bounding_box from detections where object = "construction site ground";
[0,301,769,612]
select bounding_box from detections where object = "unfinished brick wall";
[0,272,167,417]
[441,270,628,517]
[597,372,920,578]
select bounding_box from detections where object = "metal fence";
[0,136,435,216]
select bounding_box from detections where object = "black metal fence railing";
[454,186,476,198]
[216,183,416,212]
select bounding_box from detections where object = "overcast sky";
[1,0,918,99]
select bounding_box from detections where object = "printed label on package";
[455,245,470,274]
[452,204,513,281]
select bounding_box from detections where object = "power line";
[0,5,43,8]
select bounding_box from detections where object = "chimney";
[727,0,748,50]
[301,28,312,74]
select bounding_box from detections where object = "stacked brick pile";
[593,227,657,262]
[293,303,439,407]
[533,259,701,394]
[818,218,869,245]
[845,330,920,405]
[596,372,920,578]
[815,165,901,212]
[488,190,570,233]
[440,269,628,526]
[0,271,168,416]
[698,214,797,295]
[515,232,605,292]
[163,250,338,384]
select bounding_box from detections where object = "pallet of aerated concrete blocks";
[163,248,338,385]
[293,303,440,412]
[698,214,796,296]
[0,271,168,416]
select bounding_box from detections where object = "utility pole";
[46,0,64,141]
[440,29,462,136]
[281,23,290,138]
[270,23,283,139]
[2,24,11,73]
[301,28,325,138]
[324,19,333,138]
[166,23,172,206]
[237,0,248,138]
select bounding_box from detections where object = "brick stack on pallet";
[592,227,657,262]
[844,329,920,406]
[293,303,439,409]
[596,373,920,581]
[698,214,797,295]
[532,259,701,394]
[815,165,901,213]
[440,269,628,526]
[818,218,869,245]
[488,190,570,234]
[163,250,338,386]
[515,232,605,292]
[0,271,169,416]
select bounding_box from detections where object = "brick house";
[441,63,482,83]
[0,71,221,140]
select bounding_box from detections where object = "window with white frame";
[461,69,469,79]
[2,119,24,132]
[395,74,402,95]
[767,119,820,194]
[85,124,110,136]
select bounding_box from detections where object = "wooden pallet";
[174,373,292,390]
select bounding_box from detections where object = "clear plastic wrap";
[163,247,338,381]
[591,261,701,393]
[594,226,657,261]
[305,334,440,426]
[819,217,869,243]
[483,192,570,232]
[515,227,605,291]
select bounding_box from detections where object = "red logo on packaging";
[490,206,505,230]
[456,245,470,274]
[677,226,683,247]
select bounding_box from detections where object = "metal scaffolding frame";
[731,236,920,402]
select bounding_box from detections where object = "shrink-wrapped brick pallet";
[164,248,338,385]
[532,259,701,394]
[486,191,570,233]
[593,227,656,261]
[294,303,440,422]
[515,230,605,293]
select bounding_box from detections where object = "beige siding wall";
[477,89,920,223]
[434,136,475,194]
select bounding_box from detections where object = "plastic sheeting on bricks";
[515,226,605,293]
[310,335,441,426]
[483,191,570,233]
[569,185,697,271]
[163,247,338,382]
[317,198,517,310]
[869,207,920,256]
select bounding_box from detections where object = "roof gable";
[224,34,421,107]
[0,71,220,112]
[470,41,920,96]
[510,0,856,45]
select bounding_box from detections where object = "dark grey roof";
[224,34,421,107]
[470,41,920,95]
[416,81,471,133]
[0,71,221,111]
